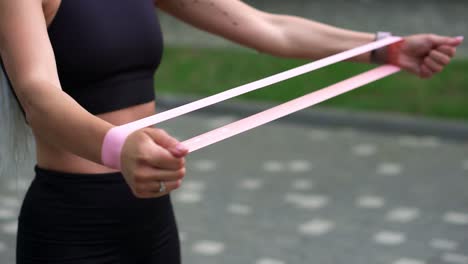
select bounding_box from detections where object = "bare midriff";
[36,101,156,174]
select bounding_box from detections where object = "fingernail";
[176,143,188,153]
[455,36,464,41]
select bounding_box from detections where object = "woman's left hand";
[393,34,463,78]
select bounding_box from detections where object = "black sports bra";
[2,0,164,115]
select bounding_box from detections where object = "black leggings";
[17,166,181,264]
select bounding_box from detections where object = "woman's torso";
[37,0,162,173]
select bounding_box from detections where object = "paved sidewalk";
[1,110,467,264]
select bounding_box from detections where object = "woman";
[0,0,462,263]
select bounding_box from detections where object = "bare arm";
[1,0,188,198]
[0,0,112,163]
[157,0,462,77]
[157,0,375,62]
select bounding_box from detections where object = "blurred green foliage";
[155,46,468,121]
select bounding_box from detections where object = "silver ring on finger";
[159,181,167,193]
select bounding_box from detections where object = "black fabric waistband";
[34,165,126,184]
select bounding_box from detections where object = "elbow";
[254,39,292,58]
[13,77,61,124]
[250,29,293,58]
[257,14,299,58]
[14,79,41,122]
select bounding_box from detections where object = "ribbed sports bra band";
[101,36,403,170]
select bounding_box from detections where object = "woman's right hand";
[120,127,189,198]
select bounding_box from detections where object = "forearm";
[264,14,375,62]
[18,79,112,164]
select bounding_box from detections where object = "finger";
[437,45,456,58]
[145,148,185,170]
[145,128,179,149]
[429,34,463,47]
[143,179,182,194]
[145,128,188,158]
[420,64,433,79]
[134,180,182,198]
[452,36,464,46]
[139,141,184,170]
[429,50,450,66]
[424,56,443,73]
[168,143,189,158]
[135,167,186,182]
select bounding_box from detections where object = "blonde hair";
[0,63,35,177]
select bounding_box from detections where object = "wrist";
[371,31,393,64]
[101,126,132,170]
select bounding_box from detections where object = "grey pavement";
[1,107,468,264]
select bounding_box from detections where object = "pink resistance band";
[102,36,402,169]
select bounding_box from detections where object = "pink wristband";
[101,126,134,170]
